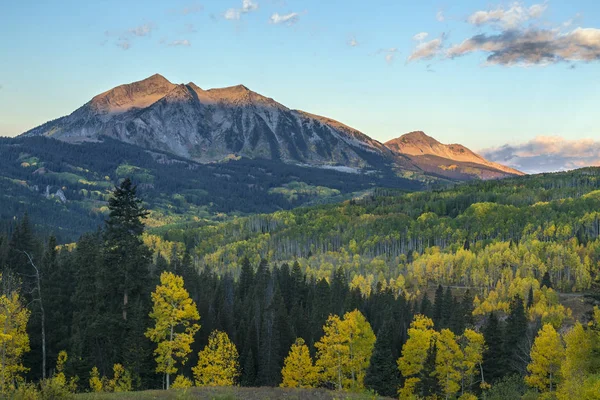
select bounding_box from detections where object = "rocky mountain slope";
[22,74,396,170]
[21,74,521,181]
[385,131,524,180]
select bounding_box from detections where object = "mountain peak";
[398,131,439,145]
[89,74,176,114]
[385,131,524,178]
[206,84,286,109]
[144,73,171,84]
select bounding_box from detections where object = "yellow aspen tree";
[146,272,200,390]
[89,367,103,392]
[315,314,346,390]
[315,310,376,391]
[557,322,598,400]
[526,323,565,393]
[280,338,319,388]
[171,375,193,389]
[436,329,463,399]
[460,329,485,394]
[397,314,436,399]
[193,330,240,386]
[0,285,30,394]
[109,364,132,392]
[344,310,376,391]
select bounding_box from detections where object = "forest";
[0,136,423,242]
[2,170,600,399]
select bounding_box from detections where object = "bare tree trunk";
[22,251,47,380]
[123,291,128,321]
[167,324,174,390]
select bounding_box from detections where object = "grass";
[76,387,392,400]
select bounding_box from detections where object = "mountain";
[22,74,396,170]
[385,131,524,180]
[21,74,520,181]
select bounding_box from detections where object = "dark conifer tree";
[364,321,401,396]
[527,286,534,309]
[541,271,552,289]
[440,286,453,329]
[462,289,475,330]
[504,295,528,375]
[420,292,433,318]
[70,232,106,376]
[433,284,444,327]
[330,266,348,316]
[482,312,505,384]
[237,256,254,300]
[100,178,153,380]
[310,277,331,345]
[419,338,441,398]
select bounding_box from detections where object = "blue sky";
[1,0,599,151]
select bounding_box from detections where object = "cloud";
[168,39,191,46]
[374,48,399,64]
[481,136,600,174]
[436,10,445,22]
[408,37,443,62]
[413,32,429,42]
[269,12,300,25]
[409,3,599,68]
[117,40,131,50]
[128,23,155,37]
[348,36,358,47]
[447,27,600,66]
[224,0,258,20]
[169,3,203,15]
[467,2,547,29]
[183,23,197,33]
[105,22,156,50]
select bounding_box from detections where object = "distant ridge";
[385,131,524,179]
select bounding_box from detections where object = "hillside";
[164,167,600,299]
[0,136,422,242]
[385,131,524,180]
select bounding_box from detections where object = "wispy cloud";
[467,2,547,29]
[128,23,155,37]
[348,36,359,47]
[168,39,191,46]
[168,3,203,15]
[413,32,429,41]
[436,10,445,22]
[374,48,399,64]
[117,40,131,50]
[408,33,444,62]
[183,23,197,33]
[447,27,600,66]
[224,0,259,20]
[269,12,301,25]
[105,22,156,50]
[482,136,600,174]
[408,38,443,62]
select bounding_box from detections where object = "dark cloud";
[448,28,600,66]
